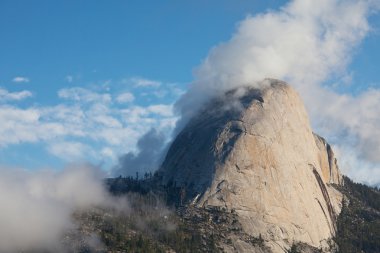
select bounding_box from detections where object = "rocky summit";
[157,79,344,252]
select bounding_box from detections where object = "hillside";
[26,79,380,253]
[156,80,343,252]
[62,176,379,253]
[334,177,380,253]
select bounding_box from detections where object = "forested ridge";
[334,177,380,253]
[39,175,380,253]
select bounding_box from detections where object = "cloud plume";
[113,128,167,177]
[176,0,380,185]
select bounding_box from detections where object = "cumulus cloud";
[335,145,380,186]
[0,101,168,149]
[0,83,178,171]
[0,88,33,101]
[0,165,125,252]
[116,92,135,103]
[12,76,30,83]
[176,0,380,185]
[0,106,66,146]
[113,128,167,177]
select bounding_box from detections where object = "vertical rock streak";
[158,80,343,252]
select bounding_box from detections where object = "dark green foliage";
[287,244,299,253]
[106,175,184,207]
[156,225,205,253]
[246,234,265,247]
[335,176,380,253]
[106,175,154,195]
[102,175,380,253]
[72,191,212,252]
[343,176,380,210]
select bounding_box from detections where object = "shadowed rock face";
[158,79,343,252]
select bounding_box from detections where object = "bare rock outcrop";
[158,79,343,252]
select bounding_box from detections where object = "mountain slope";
[334,177,380,253]
[157,79,343,252]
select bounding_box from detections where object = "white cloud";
[334,145,380,186]
[12,76,30,83]
[96,127,139,146]
[58,87,111,104]
[47,141,93,161]
[150,83,185,99]
[176,0,380,185]
[0,101,136,148]
[121,104,175,124]
[0,88,33,101]
[147,104,174,117]
[0,81,178,169]
[116,92,135,103]
[121,106,150,124]
[0,165,126,252]
[0,106,71,146]
[100,147,116,161]
[93,114,122,128]
[128,77,162,87]
[179,0,371,114]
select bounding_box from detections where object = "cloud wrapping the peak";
[179,0,371,116]
[176,0,380,185]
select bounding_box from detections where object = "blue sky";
[0,0,286,170]
[1,0,380,182]
[0,1,284,94]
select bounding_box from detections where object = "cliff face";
[158,79,343,252]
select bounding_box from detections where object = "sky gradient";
[0,1,380,184]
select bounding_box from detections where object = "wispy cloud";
[58,87,111,104]
[12,76,30,83]
[0,88,33,101]
[128,77,162,87]
[65,75,73,83]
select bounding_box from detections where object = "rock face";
[158,79,343,252]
